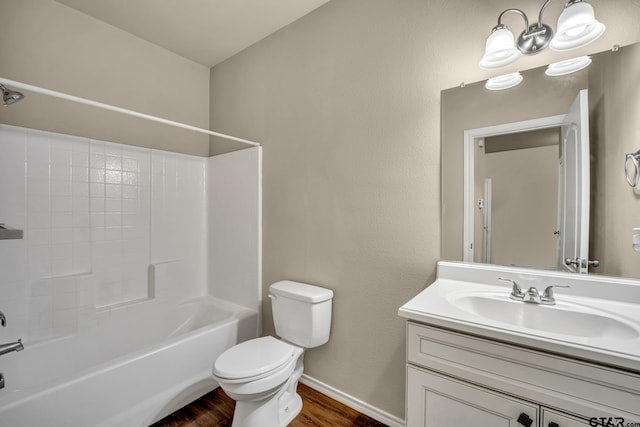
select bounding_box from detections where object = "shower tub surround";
[0,125,261,426]
[0,290,257,427]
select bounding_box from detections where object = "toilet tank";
[269,281,333,348]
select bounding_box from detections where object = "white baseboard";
[300,374,405,427]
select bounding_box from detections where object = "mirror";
[441,41,640,280]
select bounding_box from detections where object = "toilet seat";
[214,336,297,383]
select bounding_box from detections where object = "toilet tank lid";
[269,280,333,303]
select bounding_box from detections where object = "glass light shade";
[480,27,522,69]
[545,56,592,76]
[549,2,605,51]
[485,72,523,90]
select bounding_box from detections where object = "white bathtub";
[0,296,257,427]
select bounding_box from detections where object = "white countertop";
[399,262,640,373]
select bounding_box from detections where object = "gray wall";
[0,0,210,156]
[210,1,440,418]
[209,0,640,419]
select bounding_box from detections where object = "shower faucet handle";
[0,311,5,327]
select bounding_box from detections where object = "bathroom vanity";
[399,262,640,427]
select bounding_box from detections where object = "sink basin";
[398,262,640,372]
[449,293,640,340]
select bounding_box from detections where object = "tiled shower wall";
[0,124,207,343]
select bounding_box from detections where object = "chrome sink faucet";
[499,278,569,305]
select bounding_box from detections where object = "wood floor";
[151,383,388,427]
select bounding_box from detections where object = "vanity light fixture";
[545,55,592,76]
[480,0,605,69]
[485,72,523,91]
[549,1,605,51]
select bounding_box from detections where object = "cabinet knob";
[517,412,533,427]
[549,423,560,427]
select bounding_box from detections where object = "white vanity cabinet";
[408,367,540,426]
[542,409,590,427]
[405,322,640,427]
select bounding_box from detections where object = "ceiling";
[55,0,330,68]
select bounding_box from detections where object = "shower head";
[1,84,24,106]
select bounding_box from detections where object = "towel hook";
[625,150,640,188]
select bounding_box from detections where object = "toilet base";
[278,390,302,426]
[230,389,302,427]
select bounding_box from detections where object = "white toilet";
[213,280,334,427]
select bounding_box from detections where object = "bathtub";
[0,296,257,427]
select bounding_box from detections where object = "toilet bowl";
[213,281,333,427]
[214,337,305,427]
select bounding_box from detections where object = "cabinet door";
[407,367,538,427]
[542,408,590,426]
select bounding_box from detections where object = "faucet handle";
[542,284,570,300]
[499,277,524,299]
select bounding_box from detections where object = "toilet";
[213,280,334,427]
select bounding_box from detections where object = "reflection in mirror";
[465,90,592,273]
[441,42,640,280]
[473,127,560,269]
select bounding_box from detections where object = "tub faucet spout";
[0,339,23,356]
